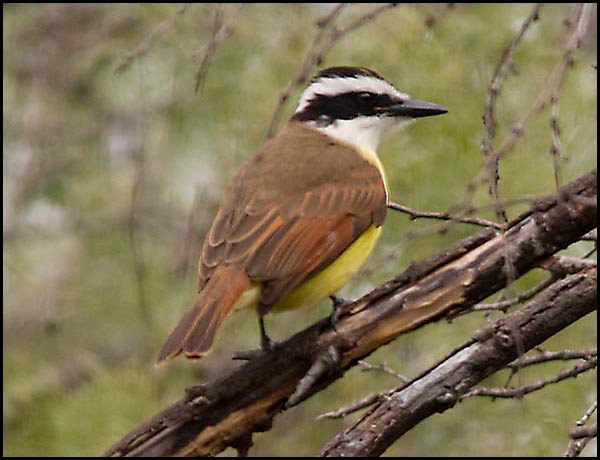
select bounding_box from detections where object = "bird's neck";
[302,118,390,195]
[306,116,388,153]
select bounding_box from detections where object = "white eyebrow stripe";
[295,76,409,113]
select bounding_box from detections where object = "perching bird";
[157,66,447,364]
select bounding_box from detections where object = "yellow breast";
[233,144,387,313]
[273,223,382,311]
[274,145,387,311]
[356,145,389,193]
[232,223,383,312]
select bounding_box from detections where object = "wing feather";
[197,161,387,311]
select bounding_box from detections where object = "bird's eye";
[358,92,374,101]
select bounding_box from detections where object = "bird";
[156,66,447,365]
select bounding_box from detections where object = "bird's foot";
[231,340,279,361]
[232,316,278,361]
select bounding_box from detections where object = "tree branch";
[193,4,246,94]
[461,355,596,399]
[387,200,503,229]
[481,3,543,222]
[114,4,189,75]
[320,266,596,456]
[104,169,596,457]
[565,400,597,456]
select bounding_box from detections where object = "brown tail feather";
[156,265,251,365]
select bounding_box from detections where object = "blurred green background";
[3,3,597,456]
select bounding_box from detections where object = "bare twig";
[388,200,503,229]
[452,4,592,224]
[265,3,347,139]
[330,3,399,40]
[127,71,154,332]
[320,266,597,457]
[194,4,246,94]
[316,392,382,420]
[422,3,458,29]
[460,355,597,400]
[315,3,346,28]
[570,423,597,440]
[565,430,596,456]
[492,4,591,163]
[114,4,190,75]
[371,198,593,282]
[507,348,597,370]
[565,400,597,457]
[314,360,411,420]
[538,255,597,277]
[578,400,598,426]
[128,151,151,328]
[358,360,410,383]
[453,256,596,319]
[550,92,566,188]
[448,275,556,319]
[548,3,593,188]
[481,3,543,222]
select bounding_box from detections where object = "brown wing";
[198,166,387,314]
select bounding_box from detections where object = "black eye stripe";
[292,91,397,122]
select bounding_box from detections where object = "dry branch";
[461,355,596,399]
[114,4,189,75]
[453,4,592,221]
[481,3,542,222]
[105,169,596,457]
[320,266,597,456]
[565,400,597,456]
[387,200,502,229]
[507,348,597,369]
[194,4,246,94]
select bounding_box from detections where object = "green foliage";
[4,4,596,456]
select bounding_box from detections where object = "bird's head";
[292,66,447,151]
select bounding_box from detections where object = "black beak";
[387,98,448,118]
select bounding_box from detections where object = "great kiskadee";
[157,66,447,364]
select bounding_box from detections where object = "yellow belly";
[274,144,386,310]
[233,144,387,313]
[232,224,382,312]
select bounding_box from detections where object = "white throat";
[307,116,408,153]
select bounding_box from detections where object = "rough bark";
[320,267,597,456]
[105,170,596,457]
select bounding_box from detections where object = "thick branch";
[320,267,597,456]
[105,170,596,457]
